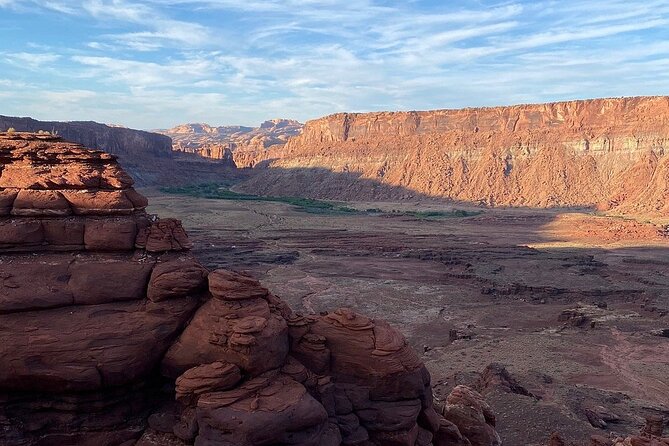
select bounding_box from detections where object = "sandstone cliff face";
[0,133,498,446]
[159,119,303,168]
[237,97,669,215]
[0,116,246,187]
[0,115,173,161]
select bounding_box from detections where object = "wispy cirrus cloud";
[3,52,61,69]
[0,0,667,128]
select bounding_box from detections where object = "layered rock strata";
[159,119,303,168]
[237,96,669,216]
[0,133,499,445]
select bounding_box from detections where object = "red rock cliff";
[238,96,669,215]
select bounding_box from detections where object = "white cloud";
[3,52,61,69]
[0,0,668,128]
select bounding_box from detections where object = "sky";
[0,1,668,129]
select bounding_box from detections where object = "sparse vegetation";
[161,183,359,214]
[405,209,482,219]
[161,183,482,218]
[7,127,16,134]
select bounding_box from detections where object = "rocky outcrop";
[548,416,668,446]
[236,96,669,216]
[0,115,248,187]
[0,132,499,445]
[0,115,172,160]
[159,119,303,168]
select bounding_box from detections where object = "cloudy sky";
[0,0,668,129]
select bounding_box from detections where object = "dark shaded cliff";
[0,115,173,160]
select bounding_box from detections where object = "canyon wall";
[0,116,244,187]
[0,115,173,161]
[237,96,669,215]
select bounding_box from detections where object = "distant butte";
[158,119,303,168]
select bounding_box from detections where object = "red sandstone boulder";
[62,190,136,215]
[0,255,73,312]
[208,269,270,300]
[0,218,43,248]
[433,417,472,446]
[195,374,336,446]
[175,362,242,405]
[0,297,198,392]
[147,257,208,302]
[447,385,496,427]
[68,257,155,304]
[84,216,139,250]
[136,218,193,252]
[42,217,85,247]
[12,189,71,216]
[438,386,501,446]
[161,292,289,378]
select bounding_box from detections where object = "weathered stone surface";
[208,269,269,300]
[62,190,136,215]
[0,188,17,215]
[0,256,73,312]
[84,216,139,251]
[161,296,289,378]
[0,297,198,392]
[195,374,332,446]
[447,385,496,427]
[438,386,501,446]
[135,218,193,252]
[0,218,43,247]
[147,257,208,302]
[175,362,242,405]
[68,257,155,305]
[42,217,85,247]
[12,189,71,216]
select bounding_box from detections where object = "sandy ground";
[145,190,669,446]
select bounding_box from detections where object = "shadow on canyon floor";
[235,164,604,213]
[147,165,669,446]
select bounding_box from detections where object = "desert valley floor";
[145,190,669,446]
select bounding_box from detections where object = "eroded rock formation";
[0,132,499,445]
[0,116,172,161]
[237,96,669,216]
[158,119,303,168]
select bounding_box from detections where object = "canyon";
[234,96,669,217]
[0,132,504,446]
[7,97,669,219]
[150,187,669,446]
[1,96,668,446]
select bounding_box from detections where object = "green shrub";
[160,183,484,219]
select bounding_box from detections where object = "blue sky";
[0,1,668,129]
